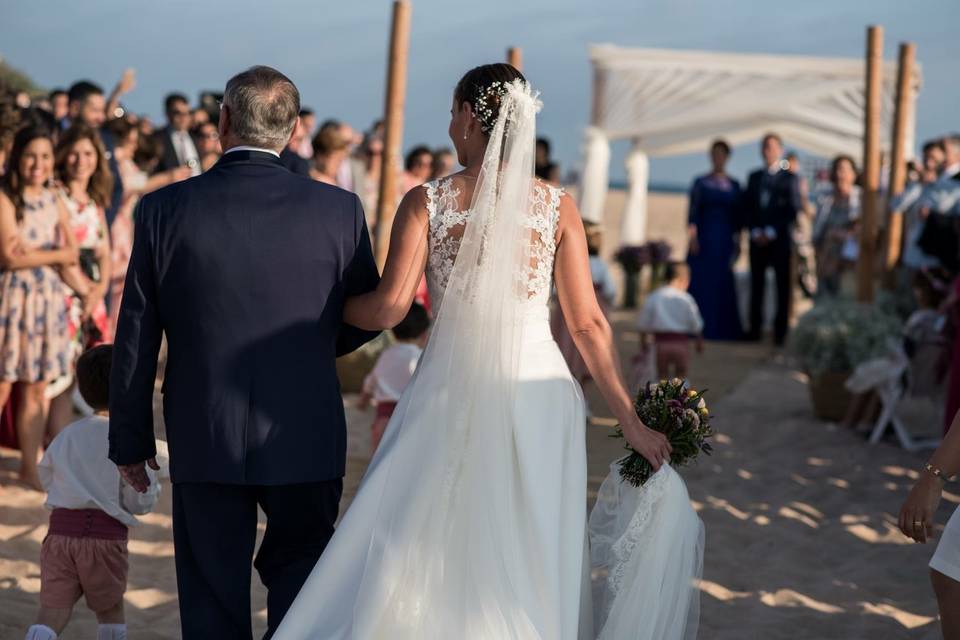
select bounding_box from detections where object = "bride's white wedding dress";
[274,81,702,640]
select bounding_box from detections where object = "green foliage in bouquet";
[611,378,713,487]
[789,299,901,376]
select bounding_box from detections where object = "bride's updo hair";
[455,64,526,135]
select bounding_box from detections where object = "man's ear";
[218,105,229,141]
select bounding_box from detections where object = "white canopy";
[579,45,921,241]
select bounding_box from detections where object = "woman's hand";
[687,225,699,256]
[623,416,672,472]
[81,284,106,320]
[899,474,942,543]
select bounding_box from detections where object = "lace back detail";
[425,176,562,307]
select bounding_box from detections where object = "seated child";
[361,303,430,453]
[26,345,162,640]
[637,262,705,380]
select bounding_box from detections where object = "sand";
[0,190,949,638]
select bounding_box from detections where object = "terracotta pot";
[807,370,853,421]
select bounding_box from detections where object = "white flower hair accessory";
[473,79,541,134]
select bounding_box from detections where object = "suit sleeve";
[109,199,162,465]
[744,173,759,232]
[336,195,382,357]
[786,173,802,226]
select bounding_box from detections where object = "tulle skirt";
[275,311,588,639]
[275,309,703,639]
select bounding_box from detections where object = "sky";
[2,0,957,187]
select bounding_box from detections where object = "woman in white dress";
[275,65,702,639]
[899,408,960,638]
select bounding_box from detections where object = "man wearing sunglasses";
[155,92,201,177]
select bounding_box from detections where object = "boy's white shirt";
[362,342,423,403]
[38,415,165,527]
[637,285,704,334]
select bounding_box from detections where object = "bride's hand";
[623,418,672,471]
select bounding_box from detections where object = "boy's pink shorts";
[40,534,128,611]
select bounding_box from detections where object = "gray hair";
[222,66,300,150]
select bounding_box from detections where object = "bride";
[274,64,703,639]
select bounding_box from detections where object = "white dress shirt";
[171,129,201,176]
[363,342,422,403]
[637,286,704,335]
[38,416,163,527]
[224,145,281,158]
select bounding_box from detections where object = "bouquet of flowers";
[611,378,714,487]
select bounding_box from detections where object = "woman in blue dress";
[686,139,744,340]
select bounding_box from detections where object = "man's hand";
[118,457,160,493]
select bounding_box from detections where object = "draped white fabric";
[621,141,649,245]
[578,44,921,226]
[579,127,611,223]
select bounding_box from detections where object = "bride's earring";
[463,128,468,141]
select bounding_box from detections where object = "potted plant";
[614,245,650,309]
[614,241,674,308]
[790,299,901,421]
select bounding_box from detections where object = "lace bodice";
[424,175,563,308]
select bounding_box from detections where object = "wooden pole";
[883,42,916,273]
[374,0,412,270]
[507,47,523,71]
[857,25,883,303]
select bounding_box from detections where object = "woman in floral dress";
[47,124,114,433]
[0,126,78,489]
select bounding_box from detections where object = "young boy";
[361,303,430,453]
[637,262,705,380]
[26,345,163,640]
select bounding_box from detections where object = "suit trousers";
[171,480,342,640]
[748,238,792,345]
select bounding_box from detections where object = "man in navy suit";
[108,66,380,639]
[743,133,802,347]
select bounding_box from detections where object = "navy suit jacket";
[108,150,381,485]
[743,168,802,241]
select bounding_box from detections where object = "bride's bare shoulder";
[395,184,431,223]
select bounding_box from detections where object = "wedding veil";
[347,79,556,638]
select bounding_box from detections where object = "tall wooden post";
[374,0,412,269]
[883,42,916,273]
[507,47,523,71]
[857,25,883,303]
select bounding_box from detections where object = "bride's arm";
[344,187,430,331]
[553,194,672,470]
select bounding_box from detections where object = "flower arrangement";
[615,240,674,308]
[611,378,714,487]
[613,241,672,273]
[789,299,902,376]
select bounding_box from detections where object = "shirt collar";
[225,145,281,158]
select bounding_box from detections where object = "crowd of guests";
[0,71,534,495]
[684,133,959,329]
[682,130,960,433]
[687,134,960,436]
